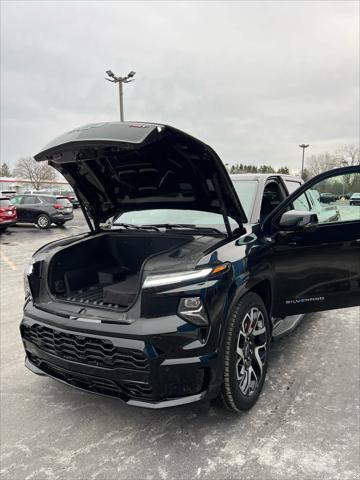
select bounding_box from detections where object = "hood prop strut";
[73,186,95,234]
[213,173,233,237]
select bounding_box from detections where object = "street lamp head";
[299,144,310,149]
[106,70,115,78]
[127,71,136,78]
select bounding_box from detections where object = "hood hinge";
[213,173,233,237]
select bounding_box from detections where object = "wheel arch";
[249,279,272,317]
[223,277,273,341]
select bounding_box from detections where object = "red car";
[0,197,17,232]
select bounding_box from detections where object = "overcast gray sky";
[1,1,359,173]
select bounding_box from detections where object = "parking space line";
[0,248,18,271]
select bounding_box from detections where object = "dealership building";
[0,176,70,194]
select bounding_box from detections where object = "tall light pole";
[105,69,136,121]
[299,143,309,179]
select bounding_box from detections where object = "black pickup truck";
[20,122,360,412]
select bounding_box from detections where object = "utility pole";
[299,144,309,179]
[105,69,136,121]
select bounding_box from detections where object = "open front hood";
[35,122,247,228]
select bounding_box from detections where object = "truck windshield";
[231,180,258,219]
[113,209,238,232]
[112,179,258,230]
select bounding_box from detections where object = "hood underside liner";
[34,122,247,228]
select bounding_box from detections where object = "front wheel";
[36,214,51,229]
[219,292,270,412]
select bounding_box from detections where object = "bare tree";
[334,145,359,166]
[306,152,334,177]
[306,146,359,179]
[13,157,56,190]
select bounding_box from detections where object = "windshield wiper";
[141,224,223,234]
[112,223,160,232]
[111,222,223,234]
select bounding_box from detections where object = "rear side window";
[42,196,57,204]
[55,197,72,206]
[0,199,11,207]
[22,196,40,205]
[285,180,302,194]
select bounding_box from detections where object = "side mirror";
[279,210,318,232]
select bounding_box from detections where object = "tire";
[36,214,51,229]
[219,292,270,412]
[55,221,65,227]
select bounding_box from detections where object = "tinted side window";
[260,181,287,221]
[22,196,40,205]
[42,196,56,204]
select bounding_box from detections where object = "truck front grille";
[22,323,150,371]
[27,354,153,401]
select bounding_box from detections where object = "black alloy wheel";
[220,292,270,412]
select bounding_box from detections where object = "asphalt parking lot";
[1,210,359,480]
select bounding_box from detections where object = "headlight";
[24,261,34,299]
[143,268,213,289]
[142,263,230,289]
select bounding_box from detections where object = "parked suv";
[20,122,360,412]
[10,194,73,228]
[319,192,338,203]
[51,189,80,209]
[349,193,360,206]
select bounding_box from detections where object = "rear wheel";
[219,292,270,412]
[55,221,65,227]
[36,214,51,229]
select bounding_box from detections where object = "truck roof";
[229,173,302,182]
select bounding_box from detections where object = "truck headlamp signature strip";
[143,268,213,288]
[143,264,230,289]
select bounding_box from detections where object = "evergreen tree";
[0,162,11,177]
[277,166,289,174]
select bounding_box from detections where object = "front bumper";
[24,356,206,408]
[0,219,17,228]
[20,304,222,408]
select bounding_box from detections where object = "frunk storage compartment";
[48,232,192,310]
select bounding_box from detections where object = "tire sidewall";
[221,292,270,411]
